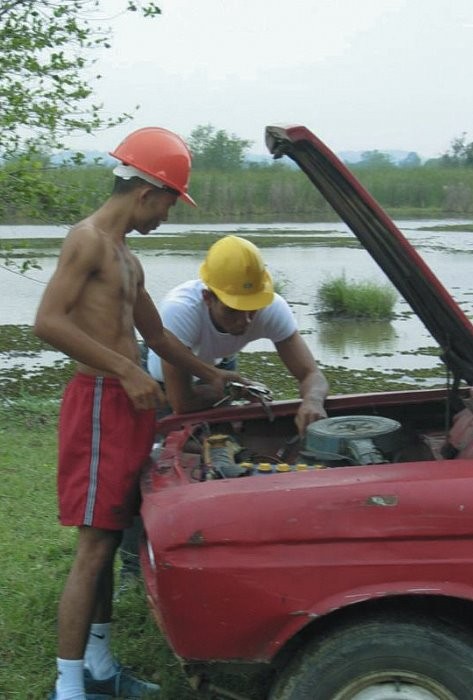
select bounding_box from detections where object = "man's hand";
[119,364,167,411]
[209,370,251,402]
[295,398,327,436]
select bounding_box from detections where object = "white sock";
[84,622,117,680]
[55,657,85,700]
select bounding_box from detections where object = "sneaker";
[84,666,160,698]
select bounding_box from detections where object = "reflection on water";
[317,319,397,356]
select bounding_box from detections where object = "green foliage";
[353,165,473,214]
[317,275,397,320]
[0,1,161,242]
[350,151,419,169]
[188,123,253,171]
[0,153,89,222]
[5,158,473,224]
[440,132,473,168]
[356,150,395,169]
[0,1,160,157]
[399,151,422,168]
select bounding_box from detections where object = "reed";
[2,162,473,225]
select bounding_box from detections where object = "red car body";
[140,127,473,700]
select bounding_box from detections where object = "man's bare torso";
[67,219,142,375]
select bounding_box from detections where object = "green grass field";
[0,398,203,700]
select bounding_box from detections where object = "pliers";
[213,381,274,421]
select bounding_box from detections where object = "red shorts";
[58,373,156,530]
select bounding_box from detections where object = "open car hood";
[265,125,473,387]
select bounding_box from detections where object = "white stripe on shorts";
[84,376,103,526]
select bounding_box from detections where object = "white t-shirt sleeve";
[256,294,298,343]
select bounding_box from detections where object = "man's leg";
[58,527,120,657]
[53,527,120,699]
[77,529,161,698]
[118,515,143,586]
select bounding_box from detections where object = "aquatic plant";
[317,275,397,320]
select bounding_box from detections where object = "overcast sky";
[67,0,473,159]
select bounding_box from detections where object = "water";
[1,219,473,377]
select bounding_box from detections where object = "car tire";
[269,613,473,700]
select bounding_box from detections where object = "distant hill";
[50,149,422,168]
[247,149,420,167]
[50,150,116,166]
[339,149,417,165]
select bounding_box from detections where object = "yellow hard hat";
[199,235,274,311]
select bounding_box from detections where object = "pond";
[1,219,473,385]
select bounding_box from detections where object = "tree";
[0,0,161,229]
[440,133,473,167]
[0,0,161,266]
[356,150,395,169]
[0,0,161,158]
[399,151,421,168]
[187,124,253,171]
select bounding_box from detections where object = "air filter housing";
[304,415,403,466]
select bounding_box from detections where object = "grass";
[317,275,398,319]
[0,340,449,699]
[0,397,207,700]
[0,215,460,698]
[0,400,60,699]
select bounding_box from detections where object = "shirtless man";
[34,127,244,700]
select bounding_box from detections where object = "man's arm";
[34,227,162,410]
[275,331,329,435]
[134,284,244,407]
[161,356,224,413]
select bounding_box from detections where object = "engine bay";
[194,412,440,480]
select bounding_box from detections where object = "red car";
[140,126,473,700]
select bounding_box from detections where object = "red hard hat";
[110,127,196,207]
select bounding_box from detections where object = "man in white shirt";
[147,234,328,435]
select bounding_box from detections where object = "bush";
[317,275,397,319]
